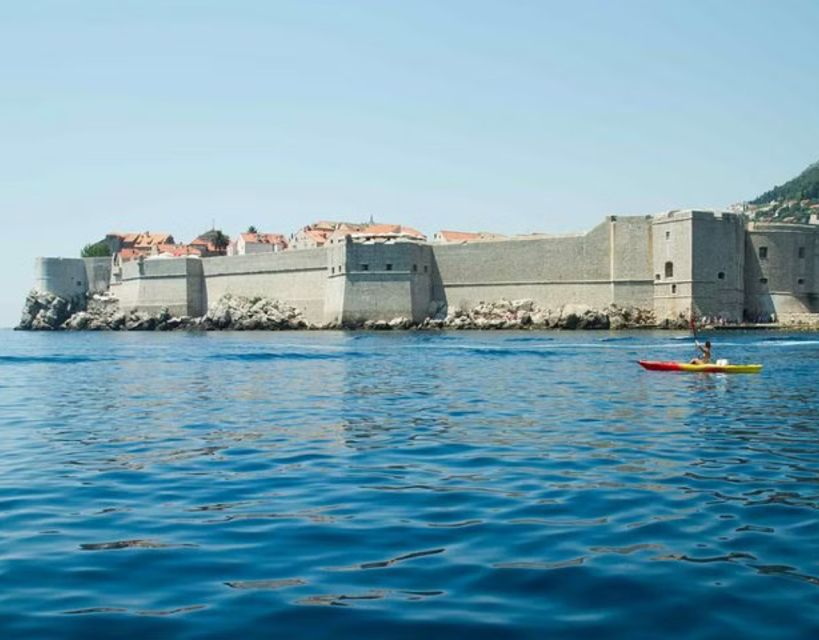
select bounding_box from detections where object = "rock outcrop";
[417,299,657,330]
[19,292,662,332]
[201,294,308,330]
[17,291,309,331]
[17,291,84,330]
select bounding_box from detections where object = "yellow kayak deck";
[639,361,763,374]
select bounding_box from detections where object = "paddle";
[690,313,699,359]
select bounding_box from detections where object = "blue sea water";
[1,329,818,639]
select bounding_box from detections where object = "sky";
[1,0,818,327]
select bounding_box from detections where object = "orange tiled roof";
[241,232,288,246]
[156,244,203,257]
[356,224,427,240]
[437,230,481,242]
[109,231,174,247]
[118,248,144,261]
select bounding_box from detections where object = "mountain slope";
[751,160,819,204]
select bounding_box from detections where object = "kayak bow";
[638,360,762,374]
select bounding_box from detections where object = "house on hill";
[189,229,230,257]
[330,223,427,244]
[105,231,176,261]
[227,232,288,256]
[290,221,364,250]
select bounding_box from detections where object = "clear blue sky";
[2,0,818,327]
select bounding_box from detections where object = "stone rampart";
[202,248,328,324]
[326,240,433,324]
[745,222,819,318]
[112,257,204,317]
[432,217,654,313]
[34,257,89,303]
[28,212,819,328]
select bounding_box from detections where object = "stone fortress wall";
[31,211,819,325]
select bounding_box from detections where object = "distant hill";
[751,160,819,204]
[742,160,819,224]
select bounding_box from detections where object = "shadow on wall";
[743,244,774,321]
[428,251,447,317]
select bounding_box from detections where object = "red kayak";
[638,360,762,374]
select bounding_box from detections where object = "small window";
[760,277,768,284]
[655,274,660,281]
[331,267,335,274]
[423,265,429,273]
[759,246,768,259]
[385,263,393,271]
[412,264,418,272]
[671,284,677,294]
[665,231,670,240]
[361,264,369,271]
[798,247,805,259]
[717,272,725,280]
[664,261,674,278]
[798,278,805,285]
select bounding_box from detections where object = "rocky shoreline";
[17,290,697,332]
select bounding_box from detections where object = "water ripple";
[1,329,819,638]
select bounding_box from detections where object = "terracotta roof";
[437,230,481,242]
[300,228,331,243]
[109,231,174,247]
[435,229,505,243]
[118,248,143,261]
[156,244,203,257]
[351,224,427,240]
[241,232,288,246]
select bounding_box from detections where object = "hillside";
[752,160,819,204]
[743,160,819,223]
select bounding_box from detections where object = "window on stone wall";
[664,261,673,278]
[386,264,393,271]
[361,264,369,271]
[665,231,670,240]
[759,246,768,259]
[413,264,418,272]
[760,277,768,284]
[718,272,725,280]
[331,267,335,274]
[798,278,805,285]
[424,265,429,273]
[655,274,660,280]
[798,247,805,259]
[671,284,677,294]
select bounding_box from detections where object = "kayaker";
[690,340,712,365]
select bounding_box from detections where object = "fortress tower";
[652,210,745,322]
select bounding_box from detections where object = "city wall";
[31,212,819,325]
[432,216,654,313]
[745,222,819,319]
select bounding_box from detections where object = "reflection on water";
[0,329,818,639]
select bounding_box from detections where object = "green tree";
[247,225,258,234]
[81,241,112,258]
[212,230,229,254]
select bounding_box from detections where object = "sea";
[0,329,818,639]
